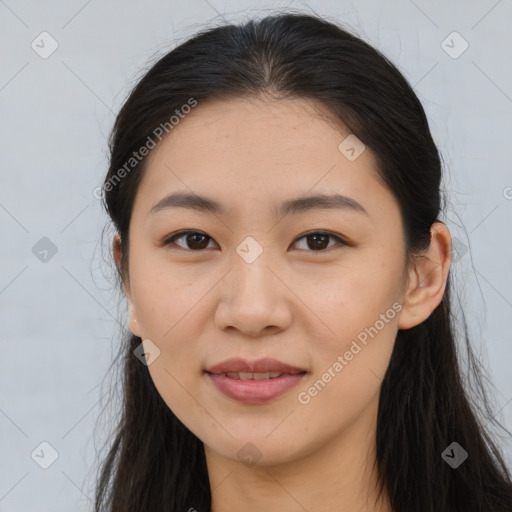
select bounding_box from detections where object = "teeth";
[223,371,284,380]
[253,372,270,380]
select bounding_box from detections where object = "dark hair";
[94,12,512,512]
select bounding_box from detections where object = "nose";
[214,252,293,338]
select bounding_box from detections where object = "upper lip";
[206,358,306,375]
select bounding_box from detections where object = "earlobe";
[113,233,142,337]
[397,222,452,330]
[127,301,142,337]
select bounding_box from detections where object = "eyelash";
[162,230,350,254]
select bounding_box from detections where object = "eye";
[291,231,348,253]
[163,230,218,251]
[162,230,349,252]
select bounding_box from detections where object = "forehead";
[156,95,357,165]
[133,96,396,222]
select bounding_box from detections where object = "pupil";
[309,234,328,250]
[188,233,208,249]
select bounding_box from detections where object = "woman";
[94,12,512,512]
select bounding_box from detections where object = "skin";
[113,96,452,511]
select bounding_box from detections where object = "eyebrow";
[148,191,369,218]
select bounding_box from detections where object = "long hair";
[93,12,512,511]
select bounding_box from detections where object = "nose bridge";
[215,236,291,335]
[231,235,277,303]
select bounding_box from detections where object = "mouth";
[205,358,308,404]
[205,357,307,375]
[210,371,300,380]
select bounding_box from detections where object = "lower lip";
[206,372,307,404]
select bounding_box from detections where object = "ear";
[113,233,142,337]
[397,222,452,330]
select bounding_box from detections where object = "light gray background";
[1,0,511,510]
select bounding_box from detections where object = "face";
[121,96,412,467]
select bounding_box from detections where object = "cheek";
[132,268,207,423]
[298,305,398,426]
[307,258,402,337]
[129,250,212,361]
[301,255,402,397]
[130,253,204,336]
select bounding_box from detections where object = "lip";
[206,357,306,375]
[205,358,307,404]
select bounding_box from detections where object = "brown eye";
[163,230,347,253]
[292,231,347,252]
[164,231,217,250]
